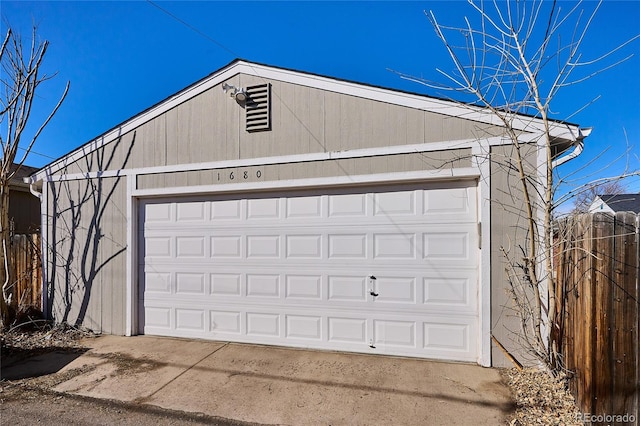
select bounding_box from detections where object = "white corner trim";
[34,60,581,181]
[44,137,505,183]
[472,143,492,367]
[125,175,135,336]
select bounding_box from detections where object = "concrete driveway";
[7,335,513,425]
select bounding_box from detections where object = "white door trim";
[126,169,492,366]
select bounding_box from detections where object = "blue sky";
[2,1,639,203]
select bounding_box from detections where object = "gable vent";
[245,83,271,132]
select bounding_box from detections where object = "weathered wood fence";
[11,233,42,309]
[555,212,639,425]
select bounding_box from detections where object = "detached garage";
[27,60,587,367]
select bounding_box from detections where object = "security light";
[222,82,248,104]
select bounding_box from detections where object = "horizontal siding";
[45,176,128,334]
[136,149,472,190]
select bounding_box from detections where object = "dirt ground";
[1,382,260,426]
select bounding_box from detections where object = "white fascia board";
[32,60,581,182]
[43,137,504,183]
[33,65,241,181]
[236,62,581,139]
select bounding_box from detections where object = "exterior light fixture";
[222,82,248,104]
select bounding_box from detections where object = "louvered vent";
[245,83,271,132]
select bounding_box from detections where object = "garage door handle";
[369,289,379,297]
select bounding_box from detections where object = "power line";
[17,146,57,160]
[145,0,238,57]
[142,1,337,163]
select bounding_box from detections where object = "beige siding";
[45,176,128,334]
[61,74,500,174]
[489,143,541,368]
[136,149,472,190]
[44,69,537,367]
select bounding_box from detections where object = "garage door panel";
[328,193,368,217]
[328,276,367,301]
[176,201,207,222]
[246,235,281,258]
[145,237,172,257]
[286,314,323,340]
[372,276,416,304]
[175,272,206,294]
[142,265,477,311]
[423,186,474,215]
[423,271,477,311]
[246,312,280,336]
[423,321,474,354]
[328,317,367,344]
[146,203,172,222]
[286,196,323,218]
[328,234,367,259]
[211,199,242,220]
[145,272,171,293]
[176,308,206,331]
[141,181,480,362]
[247,274,280,297]
[285,275,322,300]
[176,236,206,258]
[247,198,280,220]
[423,231,473,261]
[373,190,416,216]
[145,307,171,329]
[374,319,416,348]
[286,235,322,258]
[211,235,242,258]
[210,273,242,295]
[210,310,242,334]
[373,233,416,259]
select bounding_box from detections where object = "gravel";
[503,367,583,425]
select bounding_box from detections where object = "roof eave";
[32,59,586,181]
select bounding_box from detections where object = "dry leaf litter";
[504,367,583,425]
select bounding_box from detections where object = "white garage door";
[139,181,479,362]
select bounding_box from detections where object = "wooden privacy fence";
[11,233,42,310]
[555,212,639,425]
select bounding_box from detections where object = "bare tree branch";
[0,25,68,328]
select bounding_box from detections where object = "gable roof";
[597,194,640,213]
[10,163,38,190]
[29,59,588,182]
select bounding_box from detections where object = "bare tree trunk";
[0,26,68,329]
[0,180,16,327]
[393,0,639,374]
